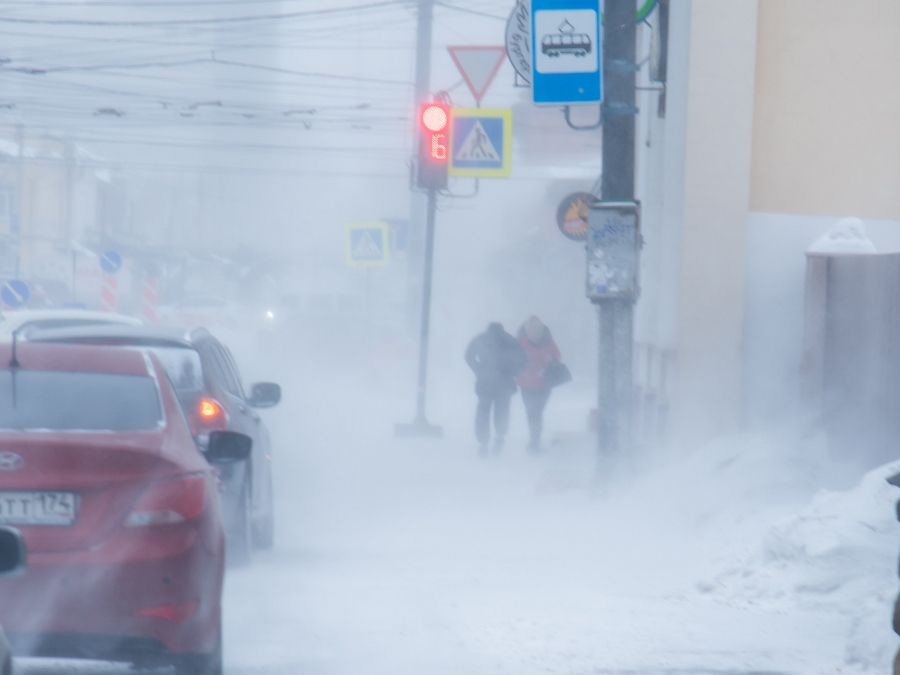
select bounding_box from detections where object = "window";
[0,370,162,431]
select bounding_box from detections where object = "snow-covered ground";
[15,332,900,675]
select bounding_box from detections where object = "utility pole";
[396,0,444,438]
[595,0,637,481]
[406,0,433,330]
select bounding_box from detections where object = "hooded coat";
[465,323,527,397]
[515,323,561,390]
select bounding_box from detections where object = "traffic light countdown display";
[417,102,449,190]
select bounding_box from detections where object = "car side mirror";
[205,431,252,464]
[248,382,281,408]
[0,527,26,576]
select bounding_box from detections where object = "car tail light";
[133,600,199,623]
[126,474,206,527]
[190,397,228,435]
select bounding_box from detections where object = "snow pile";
[807,216,878,254]
[697,458,900,672]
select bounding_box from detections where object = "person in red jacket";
[516,316,561,453]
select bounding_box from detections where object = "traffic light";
[416,101,450,190]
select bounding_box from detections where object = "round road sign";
[100,250,123,275]
[556,192,595,241]
[1,279,30,308]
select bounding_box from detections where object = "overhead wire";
[0,1,409,26]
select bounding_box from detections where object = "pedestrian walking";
[465,322,526,456]
[516,316,562,453]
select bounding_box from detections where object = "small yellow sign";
[345,222,390,267]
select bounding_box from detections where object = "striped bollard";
[100,273,117,312]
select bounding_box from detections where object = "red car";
[0,341,249,674]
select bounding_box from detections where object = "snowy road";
[13,337,885,674]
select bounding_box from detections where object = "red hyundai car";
[0,341,249,674]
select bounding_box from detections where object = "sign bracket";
[563,104,602,130]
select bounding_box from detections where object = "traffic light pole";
[397,186,442,437]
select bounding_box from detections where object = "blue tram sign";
[531,0,601,105]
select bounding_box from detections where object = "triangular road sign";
[447,46,507,104]
[352,230,383,260]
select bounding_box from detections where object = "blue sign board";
[1,279,29,308]
[531,0,602,105]
[100,250,122,274]
[448,108,513,178]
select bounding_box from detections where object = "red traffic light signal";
[417,102,450,189]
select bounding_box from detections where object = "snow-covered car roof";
[0,309,142,340]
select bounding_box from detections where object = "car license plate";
[0,491,77,526]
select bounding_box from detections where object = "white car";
[0,309,141,340]
[0,528,25,675]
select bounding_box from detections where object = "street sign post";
[447,46,507,104]
[530,0,601,105]
[448,108,512,178]
[345,222,390,267]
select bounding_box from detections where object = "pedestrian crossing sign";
[448,108,512,178]
[345,222,390,267]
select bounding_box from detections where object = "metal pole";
[596,0,637,479]
[406,0,434,330]
[396,0,442,437]
[414,187,437,422]
[396,185,442,437]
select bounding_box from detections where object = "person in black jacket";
[465,322,527,456]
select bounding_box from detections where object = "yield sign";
[447,46,507,104]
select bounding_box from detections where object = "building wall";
[666,0,760,448]
[740,0,900,428]
[750,0,900,219]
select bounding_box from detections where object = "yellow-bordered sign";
[448,108,512,178]
[345,222,389,267]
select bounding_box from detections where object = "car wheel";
[177,620,222,675]
[227,481,252,566]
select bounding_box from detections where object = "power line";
[0,1,408,26]
[433,1,504,20]
[1,55,414,87]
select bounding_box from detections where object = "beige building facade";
[636,0,900,449]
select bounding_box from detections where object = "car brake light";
[133,600,199,623]
[190,397,228,435]
[126,474,206,527]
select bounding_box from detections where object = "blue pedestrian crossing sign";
[345,222,390,267]
[448,108,512,178]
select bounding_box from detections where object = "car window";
[210,343,242,398]
[197,341,237,398]
[221,346,246,398]
[0,371,162,431]
[147,346,205,408]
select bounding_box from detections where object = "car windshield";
[0,370,162,431]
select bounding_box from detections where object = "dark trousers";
[475,391,512,444]
[521,387,551,446]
